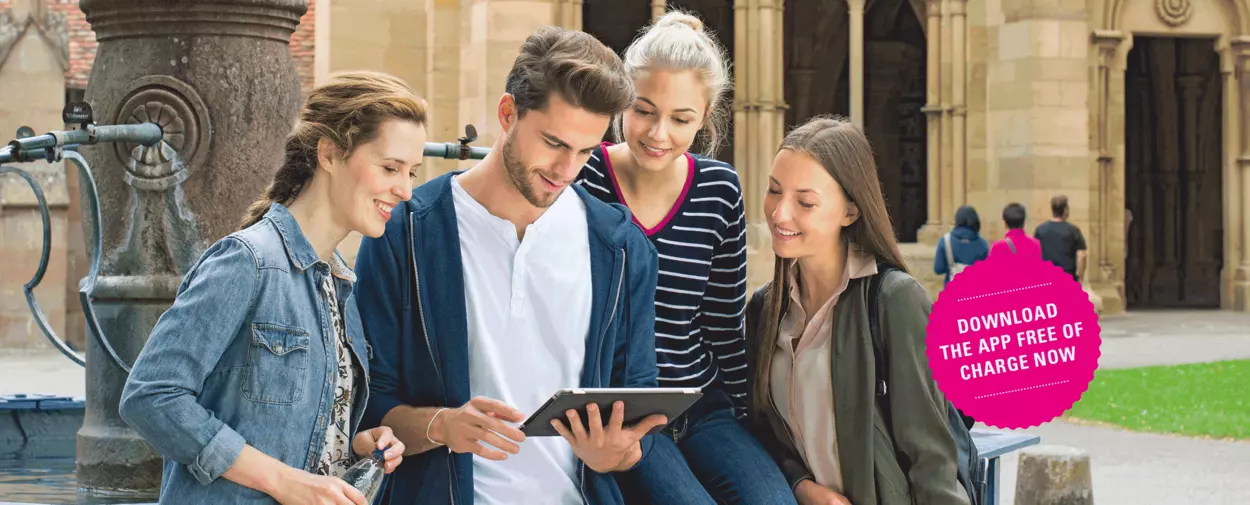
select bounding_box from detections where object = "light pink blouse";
[769,245,878,492]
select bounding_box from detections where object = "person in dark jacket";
[353,27,666,505]
[745,116,971,505]
[933,205,990,285]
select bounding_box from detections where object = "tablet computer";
[520,387,703,437]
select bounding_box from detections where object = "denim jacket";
[120,203,371,504]
[353,171,661,505]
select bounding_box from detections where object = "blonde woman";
[577,11,796,505]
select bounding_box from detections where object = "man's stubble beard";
[502,134,558,209]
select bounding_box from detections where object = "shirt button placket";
[511,250,525,317]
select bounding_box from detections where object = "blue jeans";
[618,389,798,505]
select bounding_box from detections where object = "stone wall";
[0,0,73,350]
[24,0,318,92]
[47,0,90,89]
[290,0,316,91]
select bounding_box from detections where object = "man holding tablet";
[353,26,670,505]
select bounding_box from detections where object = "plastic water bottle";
[341,446,387,503]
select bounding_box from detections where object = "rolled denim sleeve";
[119,236,259,486]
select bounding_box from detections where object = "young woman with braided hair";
[120,71,427,505]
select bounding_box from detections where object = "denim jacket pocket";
[242,323,311,405]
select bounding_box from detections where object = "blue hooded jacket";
[353,171,661,505]
[934,206,990,285]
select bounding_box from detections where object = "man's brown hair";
[1051,194,1069,218]
[505,26,634,118]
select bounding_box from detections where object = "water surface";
[0,456,155,505]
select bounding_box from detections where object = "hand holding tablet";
[523,388,703,473]
[430,388,702,471]
[520,388,703,437]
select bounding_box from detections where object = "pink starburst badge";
[925,252,1102,429]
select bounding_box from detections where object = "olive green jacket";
[744,269,970,505]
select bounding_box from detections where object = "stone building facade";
[319,0,1249,316]
[3,0,1248,350]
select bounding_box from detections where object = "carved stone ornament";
[1156,0,1193,27]
[112,75,212,177]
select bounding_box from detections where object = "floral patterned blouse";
[314,272,358,478]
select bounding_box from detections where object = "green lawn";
[1062,359,1250,440]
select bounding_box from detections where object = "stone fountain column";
[75,0,305,495]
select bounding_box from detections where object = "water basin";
[0,456,154,505]
[0,394,155,505]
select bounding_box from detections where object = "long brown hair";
[240,71,429,229]
[749,115,908,419]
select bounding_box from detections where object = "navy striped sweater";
[576,143,749,416]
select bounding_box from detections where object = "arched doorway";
[784,0,928,242]
[1093,0,1249,311]
[581,1,737,166]
[1124,36,1225,308]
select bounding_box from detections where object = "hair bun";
[658,11,705,33]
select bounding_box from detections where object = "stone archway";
[782,0,928,242]
[1092,0,1250,311]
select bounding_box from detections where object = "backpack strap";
[942,232,956,267]
[1006,237,1017,254]
[868,263,899,433]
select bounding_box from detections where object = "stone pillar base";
[1087,280,1120,315]
[1232,265,1250,312]
[76,423,161,497]
[899,242,943,300]
[916,222,947,245]
[1014,445,1094,505]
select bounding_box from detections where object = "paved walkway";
[994,419,1250,504]
[0,349,85,398]
[1094,309,1250,369]
[988,309,1250,504]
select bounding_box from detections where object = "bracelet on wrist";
[426,407,449,446]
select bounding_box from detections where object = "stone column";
[77,0,305,495]
[951,0,966,208]
[734,0,749,181]
[735,0,786,291]
[652,0,665,21]
[938,0,954,228]
[756,0,778,186]
[774,0,786,144]
[1091,30,1125,314]
[917,0,944,243]
[558,0,583,30]
[1235,39,1250,311]
[848,0,865,129]
[1219,44,1238,311]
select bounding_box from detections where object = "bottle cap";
[372,444,390,461]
